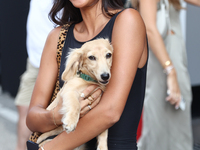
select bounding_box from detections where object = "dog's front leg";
[60,90,80,133]
[37,126,63,145]
[97,129,108,150]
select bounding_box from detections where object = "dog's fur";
[36,38,113,150]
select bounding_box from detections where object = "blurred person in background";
[136,0,200,150]
[14,0,55,150]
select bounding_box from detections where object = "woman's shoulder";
[113,8,146,33]
[44,26,64,49]
[47,26,62,40]
[41,26,63,54]
[116,8,142,23]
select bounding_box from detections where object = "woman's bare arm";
[41,9,147,150]
[140,0,181,108]
[140,0,171,67]
[26,27,61,132]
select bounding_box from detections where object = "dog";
[36,38,113,150]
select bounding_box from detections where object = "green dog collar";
[77,71,97,83]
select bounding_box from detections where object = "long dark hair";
[49,0,124,26]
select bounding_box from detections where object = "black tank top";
[60,10,148,150]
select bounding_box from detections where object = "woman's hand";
[53,85,102,126]
[79,85,102,118]
[166,68,181,109]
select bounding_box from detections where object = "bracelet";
[52,107,59,127]
[163,65,174,75]
[164,60,171,67]
[41,146,45,150]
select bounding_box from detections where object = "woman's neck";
[74,2,110,42]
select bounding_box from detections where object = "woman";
[138,0,200,150]
[26,0,148,149]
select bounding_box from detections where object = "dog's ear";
[62,48,83,82]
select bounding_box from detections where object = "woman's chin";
[69,0,99,9]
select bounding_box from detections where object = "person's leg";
[15,105,32,150]
[14,59,39,150]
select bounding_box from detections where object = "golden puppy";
[37,38,113,150]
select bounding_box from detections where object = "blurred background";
[0,0,199,149]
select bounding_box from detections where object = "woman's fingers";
[79,85,99,101]
[81,89,102,110]
[90,95,101,108]
[80,96,101,118]
[80,87,102,106]
[166,90,181,109]
[166,69,182,109]
[79,85,103,118]
[80,88,102,118]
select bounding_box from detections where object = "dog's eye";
[106,53,112,59]
[88,56,96,60]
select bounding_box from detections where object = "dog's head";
[62,38,113,85]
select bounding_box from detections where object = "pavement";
[0,87,200,150]
[0,87,18,150]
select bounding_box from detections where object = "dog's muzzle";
[100,73,110,84]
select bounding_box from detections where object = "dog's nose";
[101,73,110,81]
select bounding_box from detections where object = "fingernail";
[175,106,179,109]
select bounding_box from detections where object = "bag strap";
[28,24,70,143]
[50,24,70,104]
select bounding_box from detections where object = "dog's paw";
[62,123,76,133]
[62,115,79,133]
